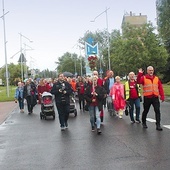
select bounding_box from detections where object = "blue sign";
[86,37,94,45]
[85,42,98,56]
[85,41,99,75]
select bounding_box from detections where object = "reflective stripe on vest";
[124,81,141,100]
[143,76,159,96]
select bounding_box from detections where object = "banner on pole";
[85,40,98,75]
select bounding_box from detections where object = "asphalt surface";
[0,100,170,170]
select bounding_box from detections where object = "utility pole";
[0,0,9,97]
[91,7,111,70]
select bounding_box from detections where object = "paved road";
[0,101,170,170]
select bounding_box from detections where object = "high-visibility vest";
[143,76,159,96]
[124,81,141,100]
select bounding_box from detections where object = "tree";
[110,23,168,77]
[157,0,170,81]
[157,0,170,45]
[55,52,86,76]
[0,63,22,85]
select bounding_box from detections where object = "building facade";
[121,11,147,33]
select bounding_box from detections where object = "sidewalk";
[0,101,18,125]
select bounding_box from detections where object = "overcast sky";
[0,0,157,71]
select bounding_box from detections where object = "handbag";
[125,107,129,116]
[125,100,130,116]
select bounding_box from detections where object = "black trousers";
[142,97,161,125]
[78,94,85,110]
[56,102,70,127]
[26,96,34,113]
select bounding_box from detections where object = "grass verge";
[0,86,16,102]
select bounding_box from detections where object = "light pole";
[91,7,111,70]
[19,33,33,81]
[0,0,9,97]
[23,43,34,78]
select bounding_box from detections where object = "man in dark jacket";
[51,73,73,131]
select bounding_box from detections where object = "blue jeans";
[88,105,101,129]
[129,98,140,121]
[18,97,24,110]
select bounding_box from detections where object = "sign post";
[85,38,98,75]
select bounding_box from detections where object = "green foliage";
[55,52,85,76]
[110,23,168,76]
[157,0,170,82]
[157,0,170,41]
[0,63,22,85]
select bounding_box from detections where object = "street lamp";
[91,7,111,70]
[19,33,33,81]
[23,43,34,78]
[0,0,9,97]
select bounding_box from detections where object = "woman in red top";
[37,78,48,104]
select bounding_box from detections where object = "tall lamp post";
[19,33,33,81]
[0,0,9,97]
[23,43,34,78]
[91,7,111,70]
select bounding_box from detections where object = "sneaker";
[131,120,135,124]
[91,126,95,132]
[119,115,122,119]
[97,128,102,135]
[142,123,148,129]
[65,122,68,129]
[20,110,23,113]
[136,120,141,123]
[61,127,65,131]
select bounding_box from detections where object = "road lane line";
[163,125,170,129]
[147,118,170,130]
[146,118,156,122]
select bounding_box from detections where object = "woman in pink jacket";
[110,76,126,118]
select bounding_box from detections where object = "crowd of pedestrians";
[14,65,165,134]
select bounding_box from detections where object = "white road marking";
[147,118,170,129]
[163,125,170,129]
[146,118,156,123]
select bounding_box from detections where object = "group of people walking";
[14,78,52,114]
[15,65,165,134]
